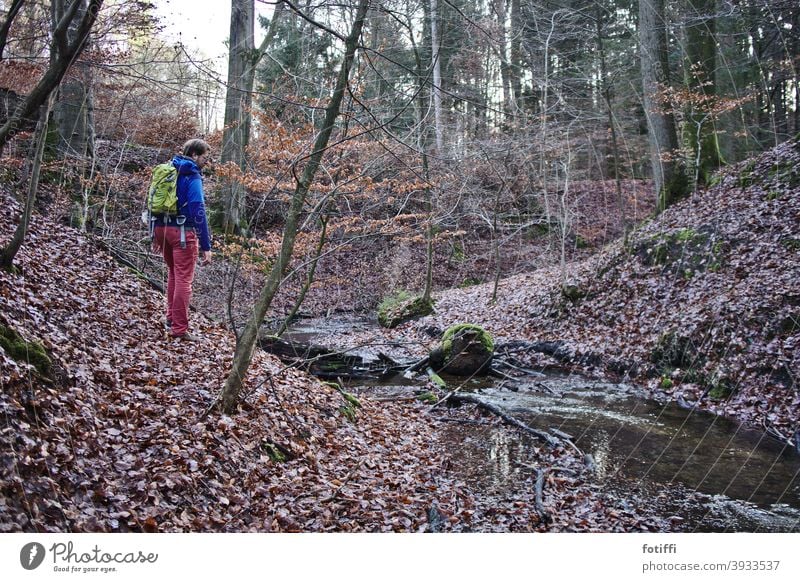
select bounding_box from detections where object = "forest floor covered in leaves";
[0,189,689,532]
[332,138,800,442]
[1,137,798,533]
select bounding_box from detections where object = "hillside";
[0,190,682,532]
[365,137,799,440]
[1,132,797,533]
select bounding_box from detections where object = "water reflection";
[478,378,800,512]
[488,430,513,483]
[587,430,612,479]
[286,316,800,531]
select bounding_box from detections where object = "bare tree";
[1,0,103,270]
[0,0,26,60]
[219,0,369,414]
[0,97,52,271]
[428,0,443,152]
[0,0,103,150]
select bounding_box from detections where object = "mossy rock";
[262,442,288,463]
[561,283,586,303]
[430,323,494,376]
[737,160,757,188]
[426,368,447,389]
[766,161,800,188]
[525,222,551,239]
[633,225,726,278]
[0,324,53,379]
[459,277,482,288]
[651,330,704,372]
[377,291,434,328]
[261,440,295,463]
[706,173,723,188]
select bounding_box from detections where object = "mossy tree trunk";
[684,0,724,189]
[220,0,369,414]
[638,0,689,212]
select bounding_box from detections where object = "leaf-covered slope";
[1,191,680,532]
[0,195,456,532]
[394,138,799,436]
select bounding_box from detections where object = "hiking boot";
[171,332,200,342]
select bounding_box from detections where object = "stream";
[279,316,800,532]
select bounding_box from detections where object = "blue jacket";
[154,155,212,251]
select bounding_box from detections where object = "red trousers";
[153,226,198,336]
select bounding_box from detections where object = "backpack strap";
[176,215,186,249]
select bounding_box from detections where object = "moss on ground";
[416,391,438,404]
[634,226,726,278]
[0,323,52,379]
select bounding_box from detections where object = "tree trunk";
[638,0,688,211]
[509,0,523,115]
[54,68,88,157]
[596,5,626,235]
[409,21,435,305]
[768,22,789,142]
[53,0,91,160]
[0,0,103,151]
[220,0,285,235]
[429,0,443,152]
[243,0,283,105]
[0,0,26,60]
[220,0,255,235]
[493,0,514,126]
[220,0,369,414]
[0,97,53,271]
[684,0,723,188]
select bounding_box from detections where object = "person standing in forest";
[152,139,213,341]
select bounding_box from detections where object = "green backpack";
[147,162,178,215]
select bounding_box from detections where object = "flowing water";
[281,317,800,532]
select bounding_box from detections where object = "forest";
[0,0,798,533]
